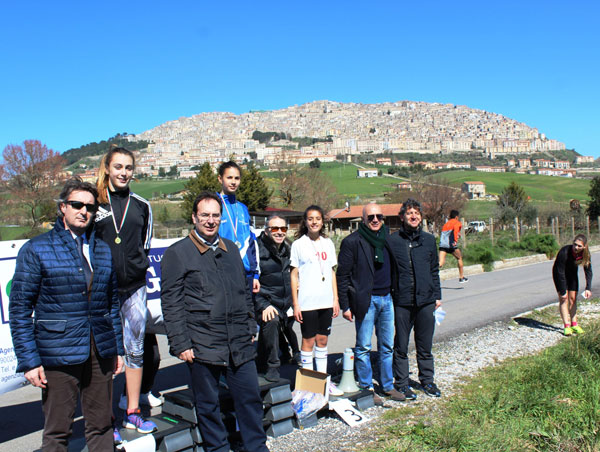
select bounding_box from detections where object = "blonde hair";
[96,147,135,204]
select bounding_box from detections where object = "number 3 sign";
[329,399,368,427]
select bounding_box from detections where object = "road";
[1,253,598,451]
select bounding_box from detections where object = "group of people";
[8,151,594,452]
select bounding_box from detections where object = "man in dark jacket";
[337,203,405,402]
[9,177,124,451]
[255,215,296,382]
[161,191,269,452]
[388,198,442,400]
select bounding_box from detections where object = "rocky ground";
[266,302,600,452]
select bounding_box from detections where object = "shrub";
[520,233,558,258]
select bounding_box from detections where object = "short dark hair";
[193,191,223,214]
[218,161,241,177]
[449,209,459,219]
[58,177,99,217]
[266,215,287,226]
[399,198,422,218]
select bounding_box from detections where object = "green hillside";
[440,170,591,203]
[130,180,186,199]
[318,162,397,198]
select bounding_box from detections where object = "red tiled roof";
[328,204,404,219]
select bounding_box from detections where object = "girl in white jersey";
[291,205,343,395]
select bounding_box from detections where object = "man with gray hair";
[337,203,405,402]
[255,215,296,381]
[9,177,124,451]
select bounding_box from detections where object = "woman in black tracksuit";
[95,147,157,437]
[552,234,592,336]
[388,198,442,400]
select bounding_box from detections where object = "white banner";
[0,237,182,395]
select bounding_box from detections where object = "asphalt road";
[1,253,599,451]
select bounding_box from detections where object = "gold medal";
[115,237,122,244]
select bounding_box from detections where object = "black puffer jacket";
[388,224,441,307]
[160,232,256,367]
[255,232,292,316]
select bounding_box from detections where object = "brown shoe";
[384,388,407,402]
[372,391,384,406]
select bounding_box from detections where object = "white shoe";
[140,392,163,407]
[118,394,128,411]
[328,382,344,397]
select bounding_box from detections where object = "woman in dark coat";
[552,234,592,336]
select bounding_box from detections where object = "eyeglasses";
[198,213,221,221]
[269,226,288,232]
[367,214,384,222]
[65,200,97,212]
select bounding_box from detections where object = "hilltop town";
[123,100,577,177]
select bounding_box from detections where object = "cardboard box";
[294,368,330,403]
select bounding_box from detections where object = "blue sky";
[1,1,598,156]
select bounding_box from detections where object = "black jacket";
[388,225,441,307]
[160,232,256,367]
[255,232,292,316]
[94,188,152,296]
[336,229,397,321]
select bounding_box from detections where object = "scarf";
[358,222,387,264]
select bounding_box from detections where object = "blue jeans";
[354,293,394,392]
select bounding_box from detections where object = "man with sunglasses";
[255,215,298,381]
[9,177,124,451]
[337,203,405,403]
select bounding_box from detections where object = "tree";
[158,167,166,177]
[309,158,321,169]
[167,165,178,177]
[279,168,339,213]
[587,176,600,219]
[237,163,272,211]
[2,140,65,227]
[495,181,537,225]
[410,176,466,228]
[181,163,220,222]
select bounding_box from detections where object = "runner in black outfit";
[552,234,592,336]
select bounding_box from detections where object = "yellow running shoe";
[571,325,585,334]
[564,327,573,336]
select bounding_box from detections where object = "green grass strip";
[367,321,600,452]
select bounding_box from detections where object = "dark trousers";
[257,315,281,370]
[393,303,436,388]
[280,316,299,359]
[141,334,160,394]
[188,359,269,452]
[41,344,114,452]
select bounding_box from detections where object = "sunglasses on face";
[65,200,97,212]
[367,214,384,222]
[269,226,288,233]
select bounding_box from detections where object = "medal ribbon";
[220,193,239,245]
[107,189,131,240]
[310,237,326,281]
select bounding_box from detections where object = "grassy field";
[439,170,591,203]
[130,179,186,199]
[366,303,600,452]
[0,226,32,240]
[263,162,398,201]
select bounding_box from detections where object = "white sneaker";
[140,392,163,407]
[328,382,344,397]
[118,394,128,411]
